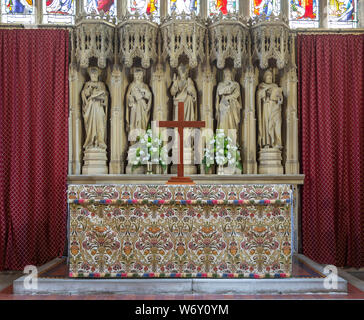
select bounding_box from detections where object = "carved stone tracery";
[118,13,159,69]
[209,13,250,69]
[251,14,290,70]
[75,12,116,69]
[160,11,206,68]
[69,11,299,176]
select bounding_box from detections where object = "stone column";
[240,66,258,174]
[68,63,84,175]
[77,0,83,14]
[281,0,289,19]
[118,0,126,18]
[36,0,43,24]
[199,62,216,174]
[239,0,249,16]
[360,1,364,28]
[283,35,300,174]
[283,66,299,174]
[160,0,168,18]
[151,62,170,174]
[320,0,328,28]
[109,65,127,174]
[200,0,208,18]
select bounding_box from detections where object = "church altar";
[66,7,305,284]
[68,182,294,279]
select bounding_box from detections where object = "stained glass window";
[289,0,319,28]
[43,0,75,24]
[208,0,238,15]
[168,0,200,15]
[328,0,358,28]
[1,0,35,23]
[251,0,281,17]
[128,0,160,17]
[85,0,117,16]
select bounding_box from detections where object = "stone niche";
[68,11,300,176]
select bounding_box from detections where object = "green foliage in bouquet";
[202,129,242,172]
[131,128,167,172]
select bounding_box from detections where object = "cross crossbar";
[158,102,205,184]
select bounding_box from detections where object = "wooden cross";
[158,102,205,184]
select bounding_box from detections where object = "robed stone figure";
[170,64,198,172]
[126,69,152,141]
[257,70,283,149]
[170,64,197,121]
[216,69,242,134]
[82,67,108,151]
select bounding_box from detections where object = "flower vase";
[217,164,224,175]
[146,162,153,175]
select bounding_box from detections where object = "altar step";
[13,276,347,295]
[13,255,347,295]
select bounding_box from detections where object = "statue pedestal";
[258,148,283,174]
[82,148,108,175]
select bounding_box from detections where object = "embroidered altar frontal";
[68,184,293,278]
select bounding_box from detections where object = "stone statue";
[257,70,283,149]
[170,64,197,121]
[126,68,152,141]
[82,67,108,151]
[215,68,242,133]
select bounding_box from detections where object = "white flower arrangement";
[203,129,242,172]
[131,128,167,172]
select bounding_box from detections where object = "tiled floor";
[0,271,23,291]
[347,272,364,281]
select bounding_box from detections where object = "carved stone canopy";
[160,11,206,69]
[118,13,159,69]
[72,11,294,72]
[251,14,290,70]
[74,11,116,69]
[208,13,250,69]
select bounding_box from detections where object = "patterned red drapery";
[298,34,364,268]
[0,29,69,270]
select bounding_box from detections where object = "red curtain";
[298,34,364,268]
[0,30,69,270]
